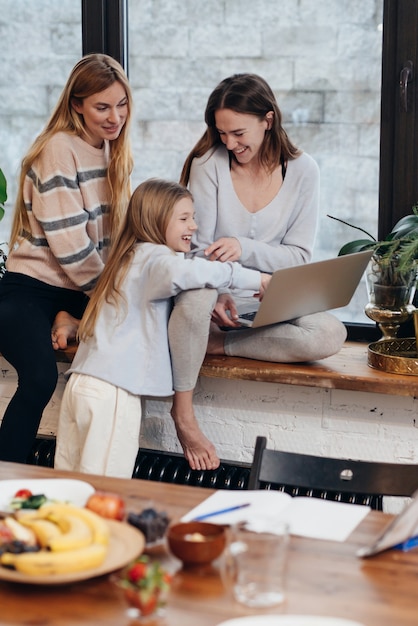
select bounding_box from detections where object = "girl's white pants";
[54,373,142,479]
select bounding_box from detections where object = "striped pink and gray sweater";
[7,132,111,293]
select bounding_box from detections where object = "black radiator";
[29,437,251,490]
[28,437,381,508]
[132,446,252,489]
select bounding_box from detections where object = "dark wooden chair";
[248,436,418,510]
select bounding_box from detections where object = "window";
[83,0,418,338]
[4,0,417,340]
[126,0,383,327]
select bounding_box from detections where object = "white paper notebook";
[182,490,370,542]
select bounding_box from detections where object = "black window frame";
[82,0,128,73]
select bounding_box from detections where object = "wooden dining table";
[0,461,417,626]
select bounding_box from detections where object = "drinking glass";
[222,524,289,608]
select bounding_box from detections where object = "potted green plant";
[328,208,418,339]
[330,208,418,283]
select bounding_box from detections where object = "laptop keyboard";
[220,310,256,331]
[238,311,257,321]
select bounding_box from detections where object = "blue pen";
[192,503,251,521]
[393,535,418,552]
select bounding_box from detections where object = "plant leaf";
[338,240,376,256]
[0,169,7,206]
[390,214,418,234]
[391,224,418,239]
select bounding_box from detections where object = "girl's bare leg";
[51,311,80,350]
[168,289,220,471]
[171,390,220,471]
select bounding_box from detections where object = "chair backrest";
[248,436,418,509]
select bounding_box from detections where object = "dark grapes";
[127,508,170,544]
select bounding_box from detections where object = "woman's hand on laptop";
[211,293,242,327]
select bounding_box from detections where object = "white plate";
[0,478,95,511]
[216,617,364,626]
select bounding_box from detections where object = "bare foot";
[206,322,226,355]
[51,311,80,350]
[171,391,220,471]
[171,410,220,471]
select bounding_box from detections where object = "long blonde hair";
[180,73,300,186]
[79,178,193,340]
[10,53,134,249]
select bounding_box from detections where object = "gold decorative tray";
[368,337,418,375]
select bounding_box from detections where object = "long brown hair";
[180,73,300,186]
[79,179,193,340]
[10,53,134,249]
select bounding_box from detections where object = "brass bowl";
[368,337,418,375]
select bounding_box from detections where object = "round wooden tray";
[368,337,418,375]
[0,519,144,585]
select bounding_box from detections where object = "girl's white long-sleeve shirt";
[68,242,260,396]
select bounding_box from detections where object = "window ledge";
[200,342,418,397]
[56,341,418,398]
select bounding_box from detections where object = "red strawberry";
[118,556,171,618]
[127,561,147,583]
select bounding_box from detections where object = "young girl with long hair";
[0,53,133,463]
[54,178,269,478]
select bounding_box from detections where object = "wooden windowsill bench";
[55,341,418,398]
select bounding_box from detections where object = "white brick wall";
[0,354,415,512]
[0,353,413,470]
[141,378,418,466]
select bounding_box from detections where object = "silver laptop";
[237,250,373,328]
[357,489,418,557]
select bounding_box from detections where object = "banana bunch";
[1,503,111,576]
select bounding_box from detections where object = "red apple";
[0,521,14,545]
[85,491,125,521]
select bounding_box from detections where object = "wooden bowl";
[166,521,226,568]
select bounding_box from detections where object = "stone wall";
[0,0,82,239]
[128,0,383,260]
[127,0,382,323]
[1,1,383,318]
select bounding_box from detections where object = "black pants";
[0,272,88,463]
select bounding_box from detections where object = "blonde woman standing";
[0,53,133,463]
